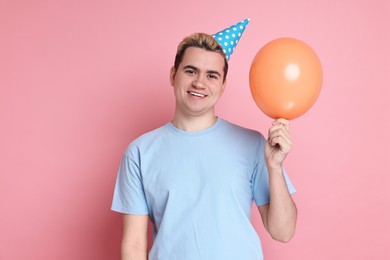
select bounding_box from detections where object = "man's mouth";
[188,91,207,98]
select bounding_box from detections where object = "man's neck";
[172,113,218,132]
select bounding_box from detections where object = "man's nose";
[192,76,206,89]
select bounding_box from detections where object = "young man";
[112,31,297,260]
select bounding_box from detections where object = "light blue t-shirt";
[112,118,295,260]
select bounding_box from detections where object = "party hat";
[212,18,250,60]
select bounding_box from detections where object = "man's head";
[173,33,228,82]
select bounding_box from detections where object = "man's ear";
[220,79,227,95]
[169,66,176,86]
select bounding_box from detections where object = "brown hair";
[173,33,228,82]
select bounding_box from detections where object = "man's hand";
[264,118,292,169]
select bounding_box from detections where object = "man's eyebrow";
[183,65,198,71]
[207,70,222,77]
[183,65,222,77]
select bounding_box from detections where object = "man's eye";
[185,70,195,75]
[208,74,218,79]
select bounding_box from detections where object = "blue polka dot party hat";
[212,18,250,60]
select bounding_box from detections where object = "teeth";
[189,91,206,97]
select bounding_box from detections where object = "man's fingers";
[268,123,292,148]
[272,118,290,131]
[269,124,289,140]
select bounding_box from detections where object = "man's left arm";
[258,118,297,243]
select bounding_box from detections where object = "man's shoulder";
[124,123,170,154]
[137,123,169,140]
[220,118,264,139]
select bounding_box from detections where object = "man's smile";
[187,91,207,98]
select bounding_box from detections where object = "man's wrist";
[266,161,283,174]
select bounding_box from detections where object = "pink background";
[1,0,389,259]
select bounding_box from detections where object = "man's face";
[170,47,226,118]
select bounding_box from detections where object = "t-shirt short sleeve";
[111,147,149,215]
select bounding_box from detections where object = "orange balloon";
[249,38,323,120]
